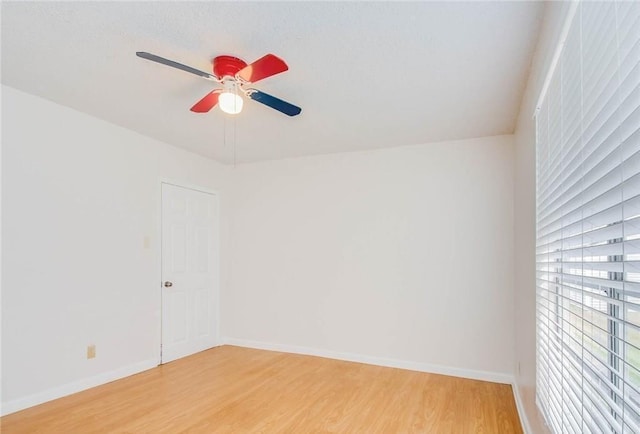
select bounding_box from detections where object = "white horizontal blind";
[536,1,640,433]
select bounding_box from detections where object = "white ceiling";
[1,1,543,164]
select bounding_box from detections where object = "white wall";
[513,2,573,433]
[225,135,515,380]
[1,86,230,414]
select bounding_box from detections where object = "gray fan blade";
[136,52,217,81]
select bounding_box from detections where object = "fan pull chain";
[223,116,227,148]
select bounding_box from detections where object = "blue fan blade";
[247,89,302,117]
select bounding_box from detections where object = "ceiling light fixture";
[218,79,243,115]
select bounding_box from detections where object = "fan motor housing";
[213,55,247,79]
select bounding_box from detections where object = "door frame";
[157,179,221,364]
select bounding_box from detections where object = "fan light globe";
[219,92,243,115]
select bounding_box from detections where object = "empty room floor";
[1,346,522,433]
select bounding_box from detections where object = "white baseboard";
[512,383,532,434]
[222,337,514,385]
[1,358,158,416]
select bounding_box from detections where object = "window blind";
[536,1,640,433]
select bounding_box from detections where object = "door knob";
[164,281,173,288]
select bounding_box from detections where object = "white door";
[161,183,218,363]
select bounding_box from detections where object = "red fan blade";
[237,54,288,83]
[190,90,221,113]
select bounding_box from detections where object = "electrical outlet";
[87,344,96,359]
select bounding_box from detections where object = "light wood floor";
[1,346,522,433]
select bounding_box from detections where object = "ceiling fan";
[136,52,302,117]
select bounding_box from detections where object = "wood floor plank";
[1,346,523,433]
